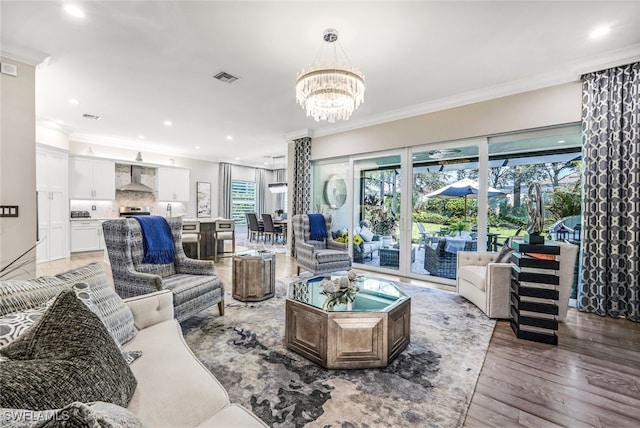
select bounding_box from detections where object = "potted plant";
[449,219,470,236]
[370,212,398,247]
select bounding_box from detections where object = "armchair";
[292,214,352,275]
[457,241,579,320]
[102,217,224,322]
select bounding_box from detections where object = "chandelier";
[296,28,365,123]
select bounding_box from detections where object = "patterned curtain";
[218,162,232,219]
[292,137,312,255]
[255,168,267,217]
[580,62,640,322]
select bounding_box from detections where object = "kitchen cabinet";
[157,167,190,201]
[69,157,115,200]
[36,146,68,262]
[70,220,105,253]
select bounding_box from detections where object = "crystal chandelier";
[296,28,365,123]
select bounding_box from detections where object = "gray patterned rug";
[181,277,495,428]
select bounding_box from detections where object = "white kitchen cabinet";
[36,146,68,262]
[157,167,190,202]
[70,220,104,252]
[69,157,115,200]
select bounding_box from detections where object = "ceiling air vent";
[82,113,102,120]
[213,71,239,84]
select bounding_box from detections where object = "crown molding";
[283,128,314,142]
[0,48,49,66]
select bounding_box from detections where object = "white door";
[69,157,93,199]
[91,160,115,200]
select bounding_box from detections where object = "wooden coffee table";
[285,274,411,369]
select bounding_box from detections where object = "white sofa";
[0,265,267,427]
[124,290,267,427]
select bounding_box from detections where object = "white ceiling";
[2,1,639,168]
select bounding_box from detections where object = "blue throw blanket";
[135,216,175,264]
[308,214,327,241]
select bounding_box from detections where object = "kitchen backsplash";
[70,164,187,218]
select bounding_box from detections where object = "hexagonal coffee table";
[285,274,411,369]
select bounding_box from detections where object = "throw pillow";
[4,401,145,428]
[0,308,43,348]
[0,290,137,410]
[496,245,514,263]
[359,227,374,242]
[0,276,67,316]
[54,263,136,345]
[73,282,142,366]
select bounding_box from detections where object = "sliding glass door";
[310,123,581,287]
[410,143,483,281]
[352,154,404,272]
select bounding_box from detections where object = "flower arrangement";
[320,270,361,310]
[334,232,364,252]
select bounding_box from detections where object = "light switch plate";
[0,205,19,217]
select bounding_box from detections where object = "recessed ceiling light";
[195,146,200,149]
[226,135,233,140]
[138,135,145,139]
[590,26,611,39]
[235,157,240,161]
[163,120,172,126]
[63,4,85,19]
[558,140,566,144]
[68,98,80,105]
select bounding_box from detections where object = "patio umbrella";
[425,178,507,220]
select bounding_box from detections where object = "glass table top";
[234,249,274,257]
[288,273,409,312]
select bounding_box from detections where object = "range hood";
[119,165,155,193]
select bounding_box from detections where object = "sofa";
[0,263,267,427]
[102,217,224,323]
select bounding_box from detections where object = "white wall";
[312,82,582,159]
[0,58,37,278]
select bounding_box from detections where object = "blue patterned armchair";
[102,217,224,322]
[292,214,352,276]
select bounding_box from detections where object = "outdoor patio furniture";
[424,238,477,279]
[380,247,416,268]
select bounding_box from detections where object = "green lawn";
[411,222,521,243]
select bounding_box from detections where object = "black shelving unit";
[510,240,561,345]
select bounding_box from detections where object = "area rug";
[181,276,495,427]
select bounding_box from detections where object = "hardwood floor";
[37,251,640,427]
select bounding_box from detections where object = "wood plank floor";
[37,251,640,428]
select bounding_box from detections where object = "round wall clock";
[324,175,347,208]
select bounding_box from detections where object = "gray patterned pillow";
[0,276,67,316]
[54,263,136,345]
[2,401,145,428]
[0,290,137,410]
[72,283,142,365]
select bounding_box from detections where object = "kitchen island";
[182,218,235,261]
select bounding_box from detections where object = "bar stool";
[213,219,235,262]
[182,221,201,259]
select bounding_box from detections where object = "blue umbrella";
[425,178,506,219]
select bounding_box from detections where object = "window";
[231,180,256,225]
